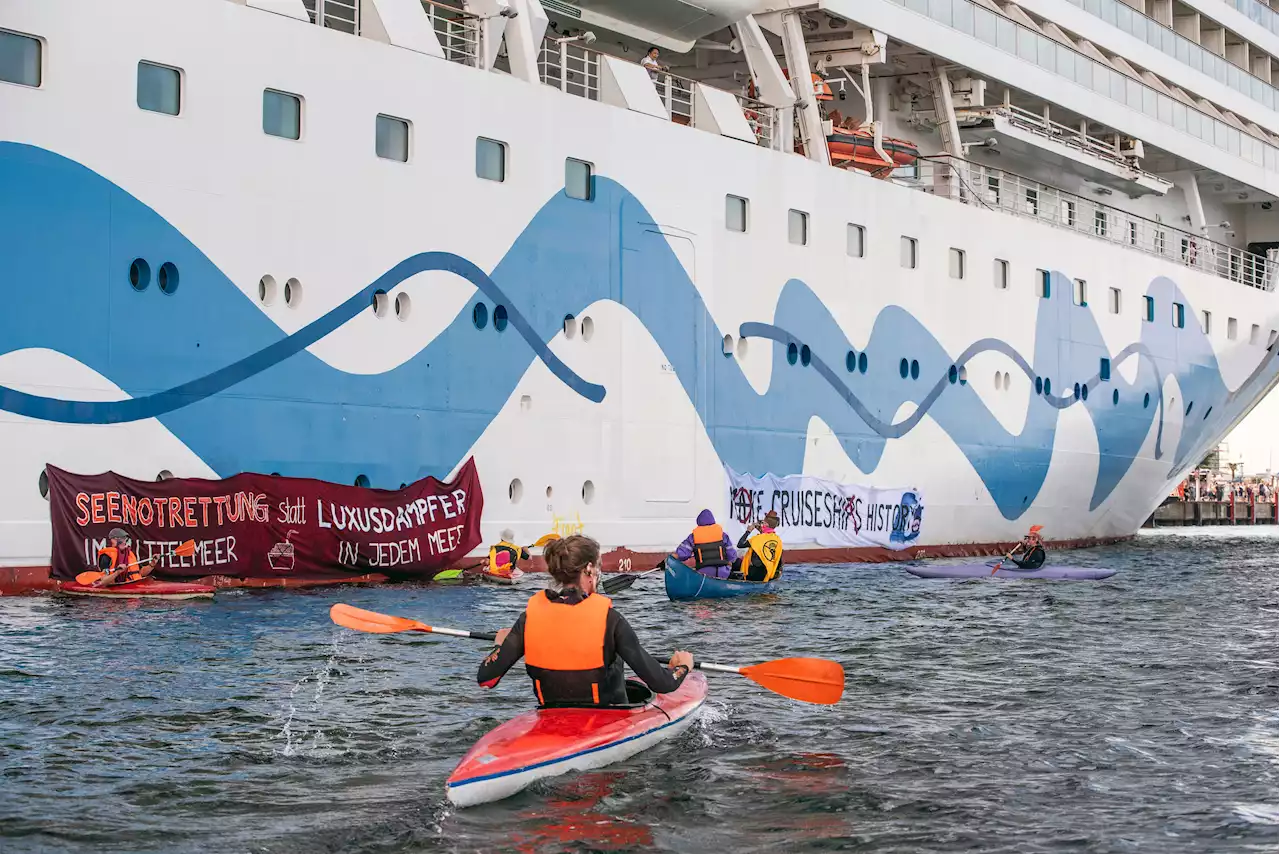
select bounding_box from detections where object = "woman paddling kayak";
[477,534,694,706]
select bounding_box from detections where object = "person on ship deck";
[674,509,738,579]
[476,534,693,707]
[730,511,784,582]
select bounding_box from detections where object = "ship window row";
[0,29,41,88]
[888,0,1278,171]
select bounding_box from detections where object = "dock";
[1144,501,1278,527]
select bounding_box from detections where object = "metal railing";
[303,0,360,35]
[907,156,1276,290]
[737,93,777,148]
[651,71,694,123]
[538,39,601,100]
[421,0,481,68]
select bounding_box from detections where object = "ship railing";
[737,93,776,149]
[910,156,1277,291]
[303,0,360,35]
[651,71,694,124]
[420,0,481,68]
[538,38,601,100]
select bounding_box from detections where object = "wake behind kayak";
[907,563,1116,580]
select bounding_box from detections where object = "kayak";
[446,674,707,807]
[479,568,524,586]
[907,563,1115,580]
[58,578,216,599]
[663,556,778,601]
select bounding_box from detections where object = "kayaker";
[1007,525,1047,569]
[477,534,693,707]
[673,509,737,579]
[731,510,784,582]
[93,528,156,586]
[487,528,529,579]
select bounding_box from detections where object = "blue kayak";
[663,556,779,601]
[907,563,1115,580]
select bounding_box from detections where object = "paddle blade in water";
[330,603,427,634]
[741,657,845,705]
[75,571,104,585]
[434,569,465,581]
[600,574,638,595]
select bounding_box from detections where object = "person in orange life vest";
[93,528,157,586]
[731,510,784,582]
[673,509,738,579]
[477,534,693,707]
[487,528,529,578]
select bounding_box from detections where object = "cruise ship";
[0,0,1276,581]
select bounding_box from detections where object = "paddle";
[600,561,666,595]
[328,603,845,705]
[461,533,562,575]
[992,525,1044,574]
[75,539,197,585]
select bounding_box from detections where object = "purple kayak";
[907,563,1115,580]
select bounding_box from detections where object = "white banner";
[724,468,924,550]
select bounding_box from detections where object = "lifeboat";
[826,128,919,176]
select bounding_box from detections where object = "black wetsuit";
[477,588,687,706]
[1012,544,1046,569]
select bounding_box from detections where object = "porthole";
[493,304,509,332]
[949,365,958,384]
[373,289,390,318]
[563,314,577,339]
[520,394,532,412]
[858,352,867,374]
[394,292,411,321]
[129,258,151,292]
[994,371,1002,390]
[787,343,799,365]
[910,360,919,380]
[472,301,488,329]
[38,468,49,499]
[285,277,303,308]
[846,351,857,373]
[1035,377,1043,394]
[581,316,595,342]
[582,480,595,504]
[1202,406,1212,419]
[1113,389,1119,405]
[800,345,811,367]
[354,474,370,488]
[1003,372,1010,391]
[271,472,282,477]
[1143,392,1150,409]
[158,261,179,294]
[1185,401,1193,416]
[508,478,523,503]
[1081,384,1089,401]
[737,336,749,361]
[156,469,174,481]
[258,275,277,305]
[1073,383,1081,400]
[399,483,408,490]
[958,366,967,385]
[723,334,734,357]
[899,358,909,379]
[545,485,554,499]
[1043,378,1051,396]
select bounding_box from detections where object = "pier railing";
[909,156,1277,291]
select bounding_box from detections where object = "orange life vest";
[96,546,144,581]
[691,523,730,569]
[524,590,618,706]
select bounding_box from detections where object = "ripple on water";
[0,528,1275,853]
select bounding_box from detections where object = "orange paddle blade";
[174,540,197,558]
[75,571,105,585]
[329,603,430,634]
[740,657,845,705]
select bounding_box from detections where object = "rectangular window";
[565,158,593,201]
[1062,199,1076,227]
[900,236,918,269]
[1099,358,1111,382]
[1094,209,1107,236]
[1249,323,1260,344]
[1128,221,1138,245]
[137,61,181,115]
[375,114,410,162]
[726,195,748,232]
[475,137,506,182]
[1025,188,1039,216]
[0,29,41,88]
[1036,269,1051,299]
[788,209,808,246]
[262,89,301,140]
[986,175,1001,206]
[949,248,965,279]
[1154,230,1166,255]
[1109,287,1121,314]
[1143,295,1155,322]
[1227,317,1238,339]
[1172,302,1185,328]
[1201,310,1211,335]
[994,258,1009,289]
[846,223,865,257]
[1073,278,1087,306]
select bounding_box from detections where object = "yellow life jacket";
[744,531,783,581]
[488,540,522,574]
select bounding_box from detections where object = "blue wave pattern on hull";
[0,144,1274,517]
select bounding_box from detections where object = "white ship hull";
[0,0,1276,571]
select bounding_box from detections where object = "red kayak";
[58,579,216,599]
[446,673,707,807]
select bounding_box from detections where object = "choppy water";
[1,528,1276,853]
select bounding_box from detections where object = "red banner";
[46,459,484,581]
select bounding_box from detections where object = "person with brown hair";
[477,534,694,707]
